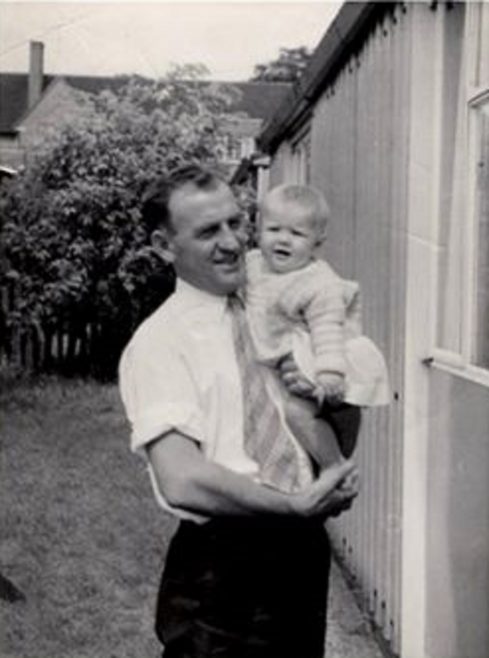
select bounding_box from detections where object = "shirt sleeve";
[119,332,205,454]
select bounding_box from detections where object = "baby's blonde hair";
[261,184,331,235]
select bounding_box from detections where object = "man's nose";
[218,225,241,251]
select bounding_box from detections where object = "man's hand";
[292,459,359,519]
[277,353,316,398]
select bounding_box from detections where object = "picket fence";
[0,283,123,378]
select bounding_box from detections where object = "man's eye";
[229,218,243,230]
[266,226,279,232]
[199,228,217,239]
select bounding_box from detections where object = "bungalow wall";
[313,8,409,654]
[266,3,489,657]
[269,5,409,652]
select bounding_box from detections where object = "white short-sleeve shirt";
[119,278,313,521]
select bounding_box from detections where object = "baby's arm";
[300,279,347,405]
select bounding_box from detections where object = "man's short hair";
[261,184,331,232]
[142,164,224,234]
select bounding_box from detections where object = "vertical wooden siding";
[269,4,413,654]
[312,7,411,654]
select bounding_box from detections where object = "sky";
[0,1,341,80]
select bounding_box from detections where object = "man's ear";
[151,229,175,263]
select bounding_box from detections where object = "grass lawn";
[0,378,176,658]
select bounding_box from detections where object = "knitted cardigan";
[245,249,362,378]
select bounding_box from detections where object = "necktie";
[228,294,300,493]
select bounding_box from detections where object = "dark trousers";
[156,517,331,658]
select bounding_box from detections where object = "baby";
[245,184,390,468]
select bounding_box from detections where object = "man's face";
[166,182,247,295]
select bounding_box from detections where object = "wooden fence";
[1,283,126,379]
[0,267,175,379]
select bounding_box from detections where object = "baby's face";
[259,203,322,274]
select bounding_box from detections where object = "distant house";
[0,41,290,174]
[257,3,489,658]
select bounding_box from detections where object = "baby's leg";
[280,384,345,469]
[319,403,362,459]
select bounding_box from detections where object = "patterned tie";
[228,293,300,493]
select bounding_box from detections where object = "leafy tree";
[1,66,242,378]
[251,47,312,83]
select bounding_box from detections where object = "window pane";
[436,3,466,354]
[473,100,489,367]
[475,2,489,87]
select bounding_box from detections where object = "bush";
[1,68,241,378]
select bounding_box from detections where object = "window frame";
[432,1,489,385]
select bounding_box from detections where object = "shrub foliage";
[1,67,241,378]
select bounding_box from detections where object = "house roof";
[259,1,391,153]
[223,82,291,120]
[0,71,291,134]
[0,72,55,133]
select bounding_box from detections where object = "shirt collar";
[175,277,229,314]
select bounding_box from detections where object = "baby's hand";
[278,353,316,399]
[316,373,346,406]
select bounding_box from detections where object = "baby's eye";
[292,229,306,237]
[266,226,279,232]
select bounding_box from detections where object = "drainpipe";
[28,41,44,109]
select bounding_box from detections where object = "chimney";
[28,41,44,109]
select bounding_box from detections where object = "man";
[119,165,358,658]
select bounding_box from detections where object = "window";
[470,93,489,367]
[435,1,489,376]
[287,126,311,184]
[435,2,466,357]
[466,1,489,369]
[219,134,257,164]
[240,137,255,159]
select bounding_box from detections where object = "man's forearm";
[148,432,297,516]
[147,431,357,519]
